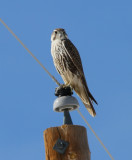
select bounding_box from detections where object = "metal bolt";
[53,138,69,154]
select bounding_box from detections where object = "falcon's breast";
[51,39,79,84]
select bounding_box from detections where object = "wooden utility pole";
[44,125,90,160]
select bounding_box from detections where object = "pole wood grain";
[44,125,91,160]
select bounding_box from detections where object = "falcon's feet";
[55,84,73,97]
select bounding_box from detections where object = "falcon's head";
[51,28,68,41]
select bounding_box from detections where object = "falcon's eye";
[55,31,57,34]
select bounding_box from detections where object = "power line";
[0,18,60,86]
[77,109,114,160]
[0,18,114,160]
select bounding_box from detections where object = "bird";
[51,28,97,117]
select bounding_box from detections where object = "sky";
[0,0,132,159]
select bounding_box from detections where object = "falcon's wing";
[62,39,98,105]
[62,39,84,77]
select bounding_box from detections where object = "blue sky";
[0,0,132,159]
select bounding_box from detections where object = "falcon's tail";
[83,102,96,117]
[73,83,96,117]
[73,77,97,117]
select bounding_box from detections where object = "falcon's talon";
[64,84,73,92]
[55,84,73,97]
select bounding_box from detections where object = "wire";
[0,18,114,160]
[77,108,114,160]
[0,18,61,86]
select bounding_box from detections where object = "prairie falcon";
[51,28,97,117]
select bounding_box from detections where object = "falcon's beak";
[59,33,63,38]
[59,32,67,40]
